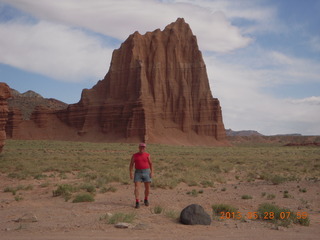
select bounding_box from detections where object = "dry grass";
[1,140,319,190]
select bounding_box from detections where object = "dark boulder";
[180,204,211,225]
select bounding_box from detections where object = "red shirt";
[133,152,150,170]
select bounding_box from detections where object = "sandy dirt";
[0,173,319,240]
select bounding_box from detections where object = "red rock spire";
[8,19,227,145]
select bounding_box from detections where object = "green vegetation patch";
[100,212,135,224]
[257,203,310,227]
[212,203,238,216]
[241,194,253,199]
[52,184,78,201]
[72,193,95,203]
[4,185,33,195]
[153,205,164,214]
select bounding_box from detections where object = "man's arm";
[129,156,134,179]
[148,156,153,178]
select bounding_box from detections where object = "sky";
[0,0,319,136]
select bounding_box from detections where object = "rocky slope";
[8,89,67,120]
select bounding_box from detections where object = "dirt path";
[1,174,319,239]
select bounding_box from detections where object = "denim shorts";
[134,169,152,183]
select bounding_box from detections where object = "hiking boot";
[144,199,149,206]
[135,202,140,209]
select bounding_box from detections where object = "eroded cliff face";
[7,18,227,145]
[57,18,226,144]
[0,82,11,152]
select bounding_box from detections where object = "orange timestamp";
[218,211,308,220]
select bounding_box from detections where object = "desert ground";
[0,140,319,240]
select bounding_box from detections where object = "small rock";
[133,223,149,230]
[114,222,131,229]
[15,213,38,223]
[276,226,287,231]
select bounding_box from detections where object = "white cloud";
[1,0,252,52]
[266,51,320,84]
[286,96,320,105]
[204,50,320,135]
[174,0,279,33]
[0,20,113,82]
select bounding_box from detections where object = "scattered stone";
[15,213,38,223]
[274,226,287,231]
[180,204,211,225]
[114,222,131,229]
[133,223,149,230]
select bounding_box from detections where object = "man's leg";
[134,182,140,208]
[144,182,150,206]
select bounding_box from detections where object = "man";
[129,143,153,208]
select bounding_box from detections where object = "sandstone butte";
[6,18,227,146]
[0,82,11,153]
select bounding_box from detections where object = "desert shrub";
[72,193,94,203]
[299,188,307,193]
[34,174,47,180]
[266,193,276,200]
[241,194,253,199]
[7,172,27,180]
[283,191,293,199]
[80,183,96,193]
[4,185,33,195]
[200,180,214,188]
[101,212,135,224]
[165,209,180,220]
[212,203,238,216]
[106,186,117,192]
[40,182,50,188]
[15,195,23,201]
[153,205,164,214]
[4,186,17,195]
[52,184,77,201]
[257,203,310,227]
[186,189,198,197]
[270,175,287,185]
[100,186,117,193]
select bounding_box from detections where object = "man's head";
[139,143,146,153]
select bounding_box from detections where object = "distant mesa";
[226,129,263,137]
[6,18,227,145]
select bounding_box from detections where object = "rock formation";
[5,108,23,139]
[6,18,227,145]
[0,82,11,152]
[8,88,67,120]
